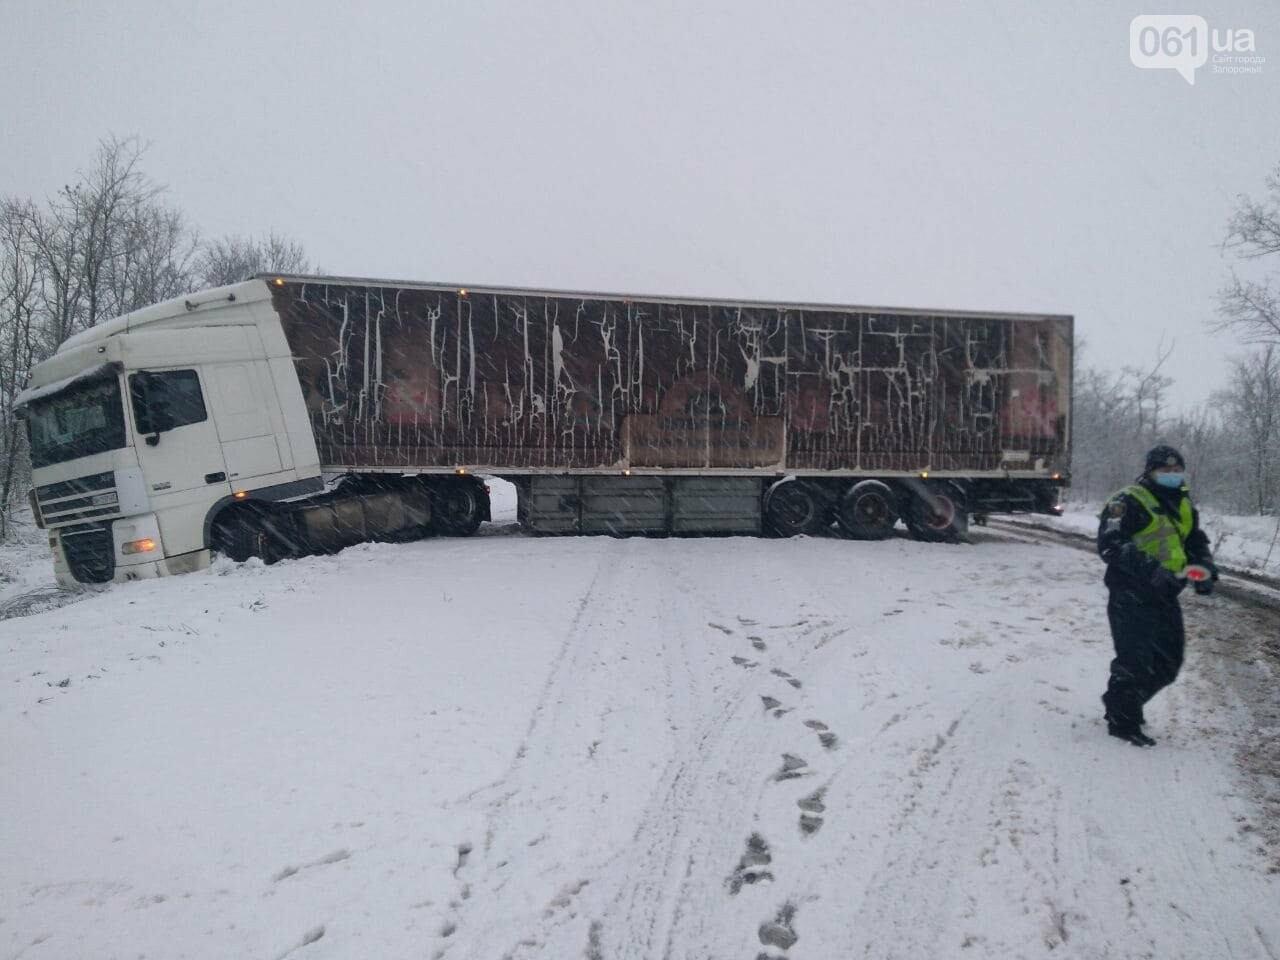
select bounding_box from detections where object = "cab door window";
[129,369,208,436]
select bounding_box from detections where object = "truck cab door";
[205,361,284,482]
[128,368,228,500]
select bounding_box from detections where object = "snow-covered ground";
[2,483,1278,959]
[0,518,56,615]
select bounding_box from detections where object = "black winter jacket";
[1097,478,1214,601]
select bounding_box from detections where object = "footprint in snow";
[727,833,774,895]
[749,636,767,651]
[732,656,758,669]
[758,903,799,950]
[453,842,472,877]
[771,754,810,782]
[760,696,792,718]
[709,622,734,635]
[770,668,802,689]
[803,719,839,751]
[798,788,827,836]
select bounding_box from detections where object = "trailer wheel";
[905,485,969,543]
[433,481,484,536]
[837,480,898,540]
[764,480,827,537]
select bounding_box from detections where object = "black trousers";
[1102,590,1185,728]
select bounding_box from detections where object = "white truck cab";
[19,280,323,585]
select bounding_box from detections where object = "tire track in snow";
[848,712,980,957]
[609,600,790,958]
[657,575,855,960]
[580,555,846,958]
[432,539,628,958]
[433,541,780,958]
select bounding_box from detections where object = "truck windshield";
[25,377,128,468]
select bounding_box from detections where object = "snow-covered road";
[2,501,1278,959]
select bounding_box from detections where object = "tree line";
[1070,162,1280,513]
[2,141,1280,538]
[0,137,310,538]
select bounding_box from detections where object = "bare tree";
[1218,162,1280,343]
[1127,336,1175,440]
[106,202,200,314]
[195,231,311,287]
[1068,341,1183,503]
[0,199,43,537]
[1218,346,1280,513]
[25,135,176,349]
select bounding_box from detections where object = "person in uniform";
[1096,445,1217,746]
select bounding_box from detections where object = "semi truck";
[16,275,1072,586]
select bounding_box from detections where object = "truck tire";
[433,481,484,536]
[837,480,898,540]
[764,480,827,537]
[210,506,278,562]
[905,485,969,543]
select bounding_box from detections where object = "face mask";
[1154,472,1184,489]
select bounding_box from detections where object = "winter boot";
[1107,723,1156,747]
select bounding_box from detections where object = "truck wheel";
[764,480,827,537]
[837,480,898,540]
[211,507,277,562]
[433,482,483,536]
[905,486,969,543]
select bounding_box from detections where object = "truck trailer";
[17,275,1071,586]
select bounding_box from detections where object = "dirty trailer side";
[272,277,1070,544]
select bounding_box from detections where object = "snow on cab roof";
[56,278,274,354]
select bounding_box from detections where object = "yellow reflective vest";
[1122,484,1194,573]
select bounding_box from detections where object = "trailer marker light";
[458,288,468,297]
[233,491,248,499]
[273,278,285,287]
[622,469,632,476]
[1052,472,1061,480]
[455,468,467,475]
[122,538,156,555]
[920,471,929,479]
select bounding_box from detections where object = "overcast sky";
[3,1,1279,407]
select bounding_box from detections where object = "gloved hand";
[1193,560,1219,595]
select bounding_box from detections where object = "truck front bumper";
[50,512,213,586]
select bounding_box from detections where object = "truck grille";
[35,471,120,526]
[59,521,115,584]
